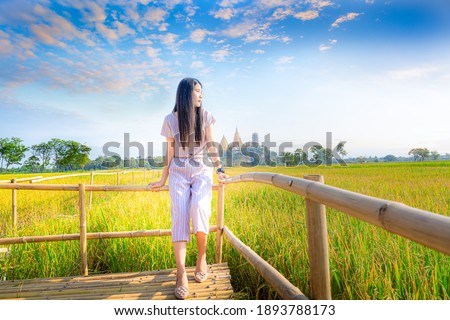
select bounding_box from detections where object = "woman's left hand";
[217,172,230,184]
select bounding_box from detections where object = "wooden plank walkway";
[0,262,233,300]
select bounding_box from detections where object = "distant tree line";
[0,137,448,174]
[350,148,446,164]
[0,137,91,173]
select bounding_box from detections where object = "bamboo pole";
[11,179,17,228]
[79,183,88,276]
[117,171,120,185]
[0,176,43,183]
[89,171,94,209]
[144,168,146,183]
[215,183,225,263]
[227,172,450,256]
[223,226,307,300]
[31,173,90,183]
[132,170,135,184]
[304,175,331,300]
[0,183,219,192]
[0,226,218,245]
[0,184,79,191]
[90,172,121,176]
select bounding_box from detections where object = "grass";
[0,162,449,299]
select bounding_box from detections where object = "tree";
[408,148,430,162]
[31,142,53,171]
[280,152,297,166]
[357,156,366,164]
[50,138,66,171]
[49,139,91,171]
[23,155,41,173]
[0,138,10,172]
[383,154,397,162]
[3,137,28,170]
[336,142,347,159]
[310,145,325,163]
[294,148,307,164]
[430,150,440,160]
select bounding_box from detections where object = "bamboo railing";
[224,172,450,299]
[1,171,449,300]
[1,170,160,226]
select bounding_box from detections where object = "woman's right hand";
[148,180,166,190]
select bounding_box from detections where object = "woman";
[149,78,228,299]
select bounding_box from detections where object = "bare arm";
[205,124,229,182]
[149,137,174,189]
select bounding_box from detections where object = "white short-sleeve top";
[160,109,216,158]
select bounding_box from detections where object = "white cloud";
[271,8,293,20]
[114,21,135,37]
[126,7,140,23]
[222,21,288,44]
[144,7,168,25]
[0,30,16,55]
[163,0,185,9]
[331,12,361,29]
[185,5,198,17]
[211,8,236,20]
[190,61,205,68]
[294,10,319,21]
[29,5,94,47]
[158,23,169,31]
[190,29,214,43]
[134,38,153,45]
[146,46,160,58]
[387,66,440,81]
[253,49,265,54]
[319,39,337,51]
[96,23,119,42]
[0,38,15,55]
[83,2,106,22]
[307,0,334,9]
[275,56,295,64]
[319,44,331,52]
[365,0,375,4]
[243,23,291,44]
[31,24,67,47]
[212,47,230,61]
[259,0,295,9]
[158,33,178,47]
[219,0,244,7]
[223,21,257,38]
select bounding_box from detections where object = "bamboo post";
[11,179,17,228]
[215,183,225,263]
[89,171,94,209]
[79,183,88,276]
[132,170,135,184]
[116,171,120,185]
[304,175,331,300]
[144,168,146,183]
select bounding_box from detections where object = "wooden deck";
[0,262,233,300]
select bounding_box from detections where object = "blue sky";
[1,0,450,159]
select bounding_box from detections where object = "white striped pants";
[168,157,213,242]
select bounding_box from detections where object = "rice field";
[0,161,449,299]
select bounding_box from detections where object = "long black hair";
[172,78,203,148]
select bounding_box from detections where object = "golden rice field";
[0,161,449,300]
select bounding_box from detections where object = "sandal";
[174,277,189,300]
[194,271,208,283]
